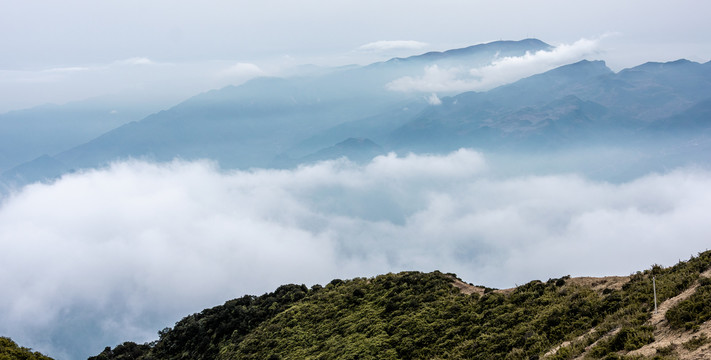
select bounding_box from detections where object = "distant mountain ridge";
[0,39,553,186]
[3,39,711,187]
[0,96,161,173]
[273,137,385,168]
[383,38,551,64]
[388,59,711,153]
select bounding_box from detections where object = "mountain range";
[4,38,710,187]
[0,96,161,173]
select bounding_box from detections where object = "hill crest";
[85,250,711,360]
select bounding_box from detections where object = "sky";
[1,1,711,113]
[3,1,711,358]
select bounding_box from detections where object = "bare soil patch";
[451,278,486,296]
[566,276,630,294]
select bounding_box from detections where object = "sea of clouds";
[1,149,710,359]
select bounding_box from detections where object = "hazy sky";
[1,0,711,112]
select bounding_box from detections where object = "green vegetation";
[587,326,655,357]
[681,333,709,351]
[89,250,711,360]
[223,272,615,360]
[666,277,711,331]
[0,337,53,360]
[655,343,677,356]
[553,251,711,359]
[89,284,309,360]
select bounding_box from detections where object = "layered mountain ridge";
[3,39,711,187]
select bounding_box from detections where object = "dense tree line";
[89,284,309,360]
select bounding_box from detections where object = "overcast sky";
[1,0,711,112]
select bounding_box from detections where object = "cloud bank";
[221,62,264,77]
[386,37,604,93]
[1,149,710,358]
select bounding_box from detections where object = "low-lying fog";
[1,149,709,358]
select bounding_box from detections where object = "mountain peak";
[557,59,610,72]
[621,58,700,74]
[386,38,552,64]
[534,59,613,80]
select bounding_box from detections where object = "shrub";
[666,279,711,330]
[682,333,709,351]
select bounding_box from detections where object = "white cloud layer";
[117,57,155,66]
[221,62,264,77]
[1,150,710,358]
[358,40,428,52]
[426,93,442,105]
[386,37,604,93]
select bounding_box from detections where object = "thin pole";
[653,276,658,314]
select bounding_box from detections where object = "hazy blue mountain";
[386,60,615,151]
[386,59,711,153]
[51,76,411,171]
[286,99,429,156]
[0,96,162,172]
[1,39,552,187]
[4,41,711,188]
[653,97,711,131]
[389,38,551,63]
[0,155,69,189]
[367,38,552,80]
[639,97,711,169]
[273,137,385,168]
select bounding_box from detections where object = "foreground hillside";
[81,250,711,360]
[0,337,53,360]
